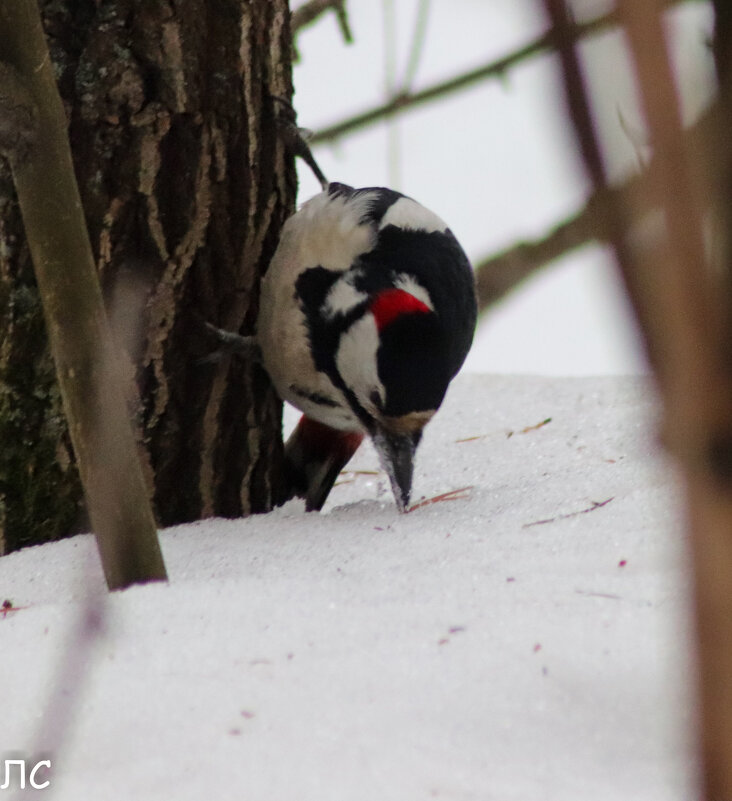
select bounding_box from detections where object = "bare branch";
[540,0,685,386]
[401,0,431,93]
[292,0,353,43]
[497,0,621,325]
[474,189,619,310]
[618,0,724,456]
[543,7,732,795]
[309,0,701,146]
[475,101,718,310]
[616,2,732,798]
[543,0,607,188]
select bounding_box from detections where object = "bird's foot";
[272,95,329,189]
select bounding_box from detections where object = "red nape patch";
[370,288,430,332]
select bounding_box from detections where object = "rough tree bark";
[0,0,167,589]
[0,0,295,553]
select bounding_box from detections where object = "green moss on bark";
[0,182,83,553]
[0,0,293,554]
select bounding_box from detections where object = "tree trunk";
[0,0,294,553]
[0,0,167,589]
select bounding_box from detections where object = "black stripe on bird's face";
[376,312,452,419]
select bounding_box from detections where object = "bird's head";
[335,283,454,511]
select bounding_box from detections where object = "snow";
[0,375,698,800]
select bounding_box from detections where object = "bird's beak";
[371,427,416,513]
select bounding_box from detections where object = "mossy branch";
[0,0,167,589]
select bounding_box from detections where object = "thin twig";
[522,497,614,529]
[515,418,552,436]
[292,0,353,42]
[541,0,667,380]
[456,417,552,443]
[309,0,700,145]
[0,599,30,618]
[408,486,473,512]
[401,0,431,93]
[473,102,717,311]
[382,0,400,188]
[544,0,606,187]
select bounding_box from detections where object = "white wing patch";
[379,197,448,233]
[335,313,385,415]
[393,274,434,311]
[322,272,368,319]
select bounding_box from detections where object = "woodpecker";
[256,182,477,513]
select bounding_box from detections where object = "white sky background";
[291,0,717,375]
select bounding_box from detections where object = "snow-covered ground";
[0,375,698,800]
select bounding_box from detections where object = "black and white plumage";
[257,182,477,512]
